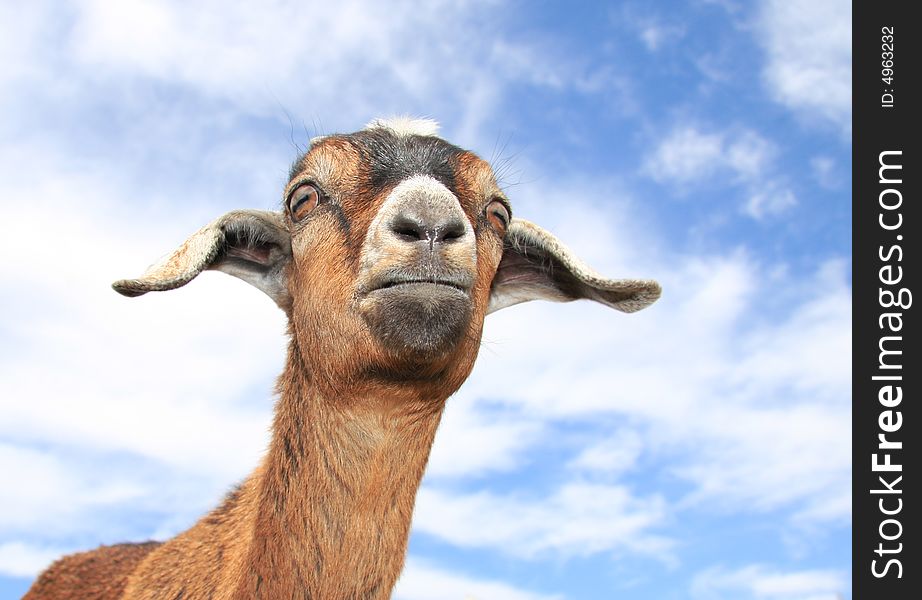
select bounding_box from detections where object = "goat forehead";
[346,129,466,192]
[288,132,502,211]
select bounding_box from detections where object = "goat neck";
[233,342,447,598]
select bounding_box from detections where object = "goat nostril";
[389,213,468,246]
[395,227,422,242]
[391,217,426,242]
[437,221,466,243]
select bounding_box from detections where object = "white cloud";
[0,178,283,481]
[669,263,852,522]
[66,0,398,110]
[0,445,151,537]
[614,6,686,52]
[810,156,840,189]
[674,403,851,522]
[569,429,644,475]
[691,564,847,600]
[461,228,850,525]
[0,144,287,544]
[414,483,674,561]
[757,0,851,134]
[726,131,777,180]
[640,23,686,51]
[745,184,797,218]
[0,542,67,578]
[0,3,46,90]
[644,124,796,218]
[732,260,851,397]
[395,559,561,600]
[644,127,725,183]
[645,126,777,186]
[0,0,580,152]
[426,397,544,479]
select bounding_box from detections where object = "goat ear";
[487,219,661,314]
[113,210,292,309]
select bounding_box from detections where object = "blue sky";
[0,1,851,598]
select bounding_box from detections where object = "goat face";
[113,119,661,392]
[281,129,508,385]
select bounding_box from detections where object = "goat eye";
[288,183,321,221]
[485,199,510,233]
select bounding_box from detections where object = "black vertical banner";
[853,2,918,599]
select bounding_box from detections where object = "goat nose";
[389,209,468,248]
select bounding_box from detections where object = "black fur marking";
[347,129,464,194]
[284,435,298,471]
[327,203,352,241]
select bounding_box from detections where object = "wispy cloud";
[691,564,848,600]
[568,429,644,475]
[414,483,674,561]
[426,398,545,479]
[455,197,850,526]
[810,156,841,190]
[2,0,594,153]
[757,0,851,135]
[0,444,146,537]
[0,146,286,549]
[612,5,686,52]
[643,127,726,184]
[395,559,561,600]
[643,124,797,218]
[68,0,505,116]
[0,542,67,579]
[744,185,797,218]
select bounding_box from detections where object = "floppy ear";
[113,210,292,309]
[488,219,661,314]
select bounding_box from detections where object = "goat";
[25,118,660,599]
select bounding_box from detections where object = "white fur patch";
[358,175,475,276]
[365,116,441,138]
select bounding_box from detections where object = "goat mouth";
[363,273,473,297]
[359,275,474,356]
[373,279,468,293]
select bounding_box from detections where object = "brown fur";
[24,543,161,600]
[27,133,508,599]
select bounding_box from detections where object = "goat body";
[25,118,660,599]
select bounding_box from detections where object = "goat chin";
[360,282,473,356]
